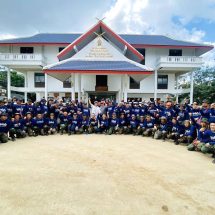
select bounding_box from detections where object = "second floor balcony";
[157,56,203,71]
[0,53,47,70]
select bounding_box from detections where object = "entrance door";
[96,75,108,91]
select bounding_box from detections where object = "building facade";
[0,21,213,103]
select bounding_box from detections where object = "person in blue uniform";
[187,117,209,151]
[108,112,119,135]
[118,113,128,134]
[59,111,71,135]
[0,100,8,116]
[98,114,109,134]
[200,121,215,157]
[0,113,11,143]
[80,114,89,134]
[24,112,34,136]
[154,116,169,140]
[68,113,81,135]
[32,113,46,136]
[176,120,197,145]
[142,115,156,137]
[10,113,26,141]
[167,117,184,144]
[88,114,99,134]
[128,114,138,135]
[136,115,145,135]
[46,113,57,135]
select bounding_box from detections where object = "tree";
[178,66,215,104]
[0,70,24,88]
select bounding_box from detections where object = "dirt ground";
[0,135,215,215]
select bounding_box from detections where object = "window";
[96,75,107,86]
[20,47,34,54]
[34,73,45,88]
[157,75,168,89]
[63,77,71,88]
[129,77,140,89]
[59,47,65,53]
[136,48,145,65]
[169,49,182,56]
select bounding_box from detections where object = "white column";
[7,67,11,99]
[190,71,194,104]
[176,75,179,103]
[36,92,41,101]
[24,72,28,102]
[44,73,48,100]
[154,69,158,102]
[71,74,75,101]
[120,75,124,102]
[124,74,128,102]
[78,74,81,102]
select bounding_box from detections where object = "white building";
[0,20,213,103]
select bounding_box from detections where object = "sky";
[0,0,215,65]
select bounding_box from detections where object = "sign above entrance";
[72,36,128,61]
[85,37,113,58]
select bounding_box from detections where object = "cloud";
[104,0,215,42]
[0,34,16,40]
[103,0,215,65]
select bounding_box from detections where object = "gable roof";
[0,33,212,48]
[57,21,144,63]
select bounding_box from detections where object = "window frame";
[20,47,34,54]
[157,75,168,89]
[34,73,45,88]
[129,77,140,89]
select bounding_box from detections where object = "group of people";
[0,97,215,163]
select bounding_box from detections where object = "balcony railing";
[157,56,203,65]
[0,53,46,66]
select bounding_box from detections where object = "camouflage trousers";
[0,132,8,143]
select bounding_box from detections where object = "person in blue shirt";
[176,104,190,125]
[46,113,57,135]
[160,101,175,122]
[118,113,128,134]
[12,100,24,116]
[108,112,119,135]
[128,114,138,135]
[189,102,202,122]
[0,113,11,143]
[200,121,215,158]
[24,112,34,136]
[142,115,156,137]
[80,114,89,134]
[200,100,211,120]
[123,103,132,119]
[10,113,26,141]
[33,102,45,116]
[187,118,209,151]
[167,117,184,143]
[33,113,46,136]
[98,114,109,134]
[154,116,169,140]
[59,111,71,135]
[68,113,81,135]
[0,100,8,116]
[136,115,145,135]
[88,114,99,134]
[82,103,90,117]
[23,99,34,116]
[106,101,115,118]
[176,120,196,145]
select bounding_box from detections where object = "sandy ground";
[0,135,215,215]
